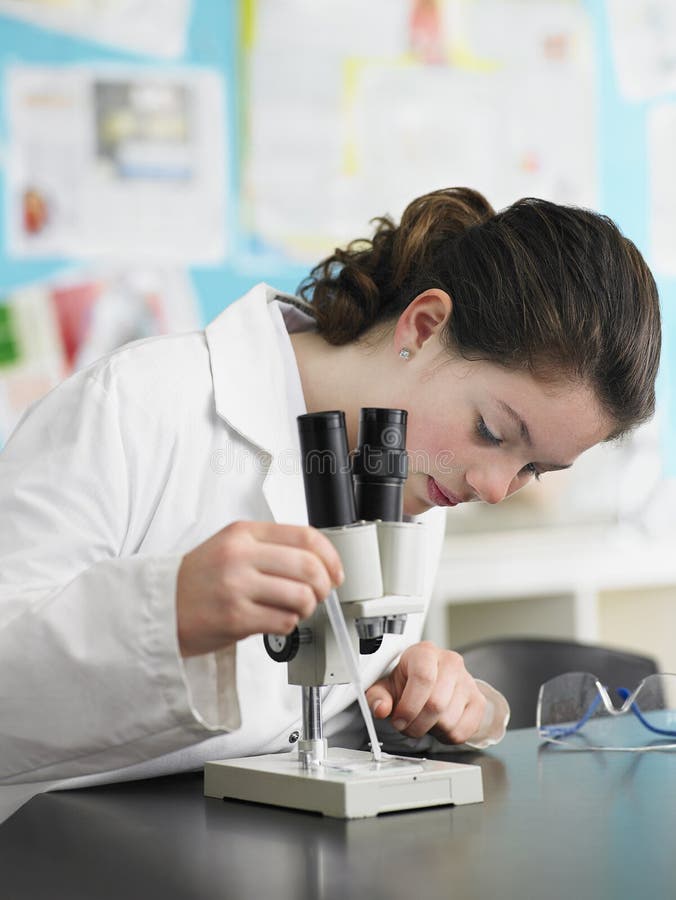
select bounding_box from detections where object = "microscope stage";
[204,748,483,819]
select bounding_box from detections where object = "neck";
[289,331,389,449]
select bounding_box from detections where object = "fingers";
[225,522,345,628]
[432,690,487,746]
[253,542,335,605]
[230,600,304,640]
[387,643,488,744]
[365,679,395,719]
[176,520,346,657]
[247,572,320,620]
[187,571,319,648]
[214,565,334,644]
[390,646,442,736]
[246,521,344,589]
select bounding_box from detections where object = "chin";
[403,497,433,517]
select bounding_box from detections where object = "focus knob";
[264,629,301,663]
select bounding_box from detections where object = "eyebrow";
[496,399,573,472]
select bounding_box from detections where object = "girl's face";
[394,354,614,517]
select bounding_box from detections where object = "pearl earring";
[399,347,411,360]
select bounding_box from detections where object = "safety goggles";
[536,672,676,751]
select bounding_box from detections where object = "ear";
[393,289,452,358]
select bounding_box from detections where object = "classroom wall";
[0,0,673,470]
[0,1,303,306]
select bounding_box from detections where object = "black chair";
[454,637,660,730]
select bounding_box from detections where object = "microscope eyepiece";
[297,408,409,526]
[352,408,408,522]
[357,408,407,449]
[297,411,357,528]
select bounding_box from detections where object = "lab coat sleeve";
[0,363,239,785]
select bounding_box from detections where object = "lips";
[427,476,461,507]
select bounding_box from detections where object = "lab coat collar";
[206,283,304,458]
[205,283,313,525]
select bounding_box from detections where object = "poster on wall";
[241,0,598,263]
[0,0,192,59]
[0,267,200,445]
[6,65,227,263]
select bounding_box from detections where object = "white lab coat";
[0,283,506,823]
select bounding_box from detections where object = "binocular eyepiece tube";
[297,408,411,654]
[297,407,408,528]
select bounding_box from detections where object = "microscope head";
[262,408,426,686]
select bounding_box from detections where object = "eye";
[478,416,541,481]
[477,417,502,446]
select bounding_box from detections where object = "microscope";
[204,409,483,818]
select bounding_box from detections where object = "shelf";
[434,525,676,602]
[426,524,676,649]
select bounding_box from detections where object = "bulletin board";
[0,0,674,479]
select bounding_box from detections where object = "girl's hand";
[176,521,344,657]
[365,641,488,745]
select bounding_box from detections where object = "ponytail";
[299,187,494,344]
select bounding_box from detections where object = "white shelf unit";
[425,525,676,668]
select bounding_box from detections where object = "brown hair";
[299,187,661,437]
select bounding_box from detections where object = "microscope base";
[204,747,483,819]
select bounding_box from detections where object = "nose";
[466,466,514,505]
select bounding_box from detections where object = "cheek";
[403,478,432,516]
[406,417,466,474]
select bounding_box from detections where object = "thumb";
[365,677,395,719]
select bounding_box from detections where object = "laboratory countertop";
[2,728,675,900]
